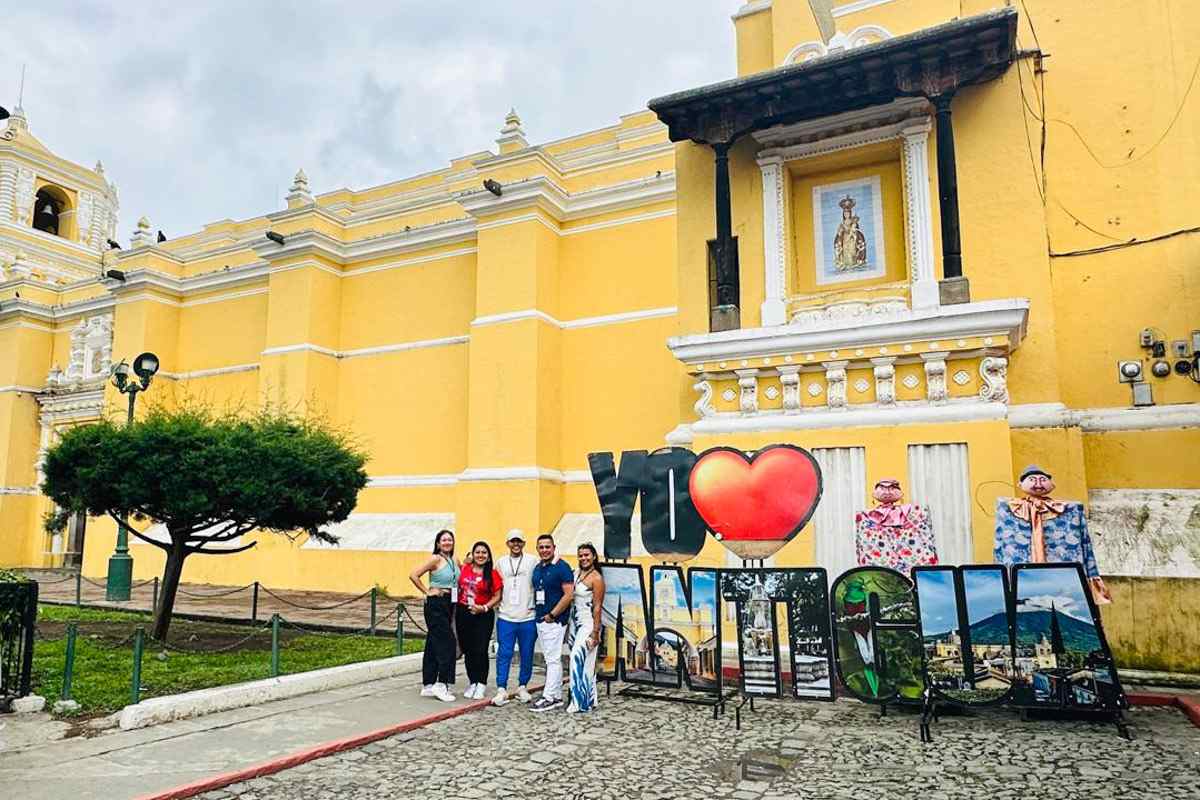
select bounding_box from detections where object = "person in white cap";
[492,529,537,705]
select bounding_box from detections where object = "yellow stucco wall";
[2,1,1198,684]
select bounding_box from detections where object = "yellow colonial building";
[2,1,1198,669]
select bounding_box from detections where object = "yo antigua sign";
[586,445,1129,738]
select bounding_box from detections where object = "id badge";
[450,587,459,603]
[535,589,546,605]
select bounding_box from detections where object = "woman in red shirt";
[457,541,502,699]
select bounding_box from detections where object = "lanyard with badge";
[447,557,459,604]
[534,564,547,607]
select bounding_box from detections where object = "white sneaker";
[432,683,455,703]
[492,688,509,706]
[475,684,487,699]
[420,685,435,697]
[516,686,533,703]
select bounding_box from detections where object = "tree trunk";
[153,544,188,641]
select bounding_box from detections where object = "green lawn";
[32,605,423,716]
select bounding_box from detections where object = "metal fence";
[0,580,38,705]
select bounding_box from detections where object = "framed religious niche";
[811,175,887,286]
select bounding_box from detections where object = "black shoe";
[530,696,563,712]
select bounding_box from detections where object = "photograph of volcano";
[1010,565,1126,710]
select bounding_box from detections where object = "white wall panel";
[813,447,867,577]
[907,443,972,565]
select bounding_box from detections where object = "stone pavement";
[0,664,512,800]
[192,695,1200,800]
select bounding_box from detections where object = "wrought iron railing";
[0,579,38,706]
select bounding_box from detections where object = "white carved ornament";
[979,357,1009,404]
[782,25,893,66]
[56,314,114,387]
[14,168,35,225]
[790,298,908,328]
[693,378,715,419]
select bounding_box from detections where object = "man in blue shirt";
[530,534,574,712]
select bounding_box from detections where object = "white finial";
[94,160,105,176]
[131,216,153,247]
[287,168,313,205]
[496,107,527,151]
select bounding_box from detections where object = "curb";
[119,653,424,730]
[1128,692,1200,728]
[133,684,544,800]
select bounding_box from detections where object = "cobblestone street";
[194,694,1199,800]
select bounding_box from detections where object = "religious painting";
[812,176,886,285]
[1009,564,1126,711]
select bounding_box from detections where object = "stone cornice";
[667,299,1030,366]
[458,172,675,223]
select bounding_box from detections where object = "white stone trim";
[561,208,675,237]
[832,0,897,18]
[0,384,42,394]
[562,306,677,330]
[180,287,269,307]
[732,0,772,20]
[459,466,567,484]
[687,399,1006,435]
[471,306,677,330]
[0,320,54,333]
[368,474,460,488]
[368,468,593,488]
[900,120,937,308]
[471,309,560,328]
[342,247,478,277]
[668,299,1029,365]
[260,343,337,358]
[758,160,788,326]
[159,363,260,381]
[1008,402,1200,432]
[0,486,38,495]
[735,368,760,415]
[340,336,469,359]
[922,353,948,404]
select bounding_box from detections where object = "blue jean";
[496,618,536,689]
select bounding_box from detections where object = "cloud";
[1,1,733,238]
[1017,594,1084,620]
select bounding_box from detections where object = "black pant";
[422,595,456,686]
[455,608,494,685]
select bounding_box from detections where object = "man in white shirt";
[492,529,537,705]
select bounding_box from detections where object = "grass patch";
[33,605,423,716]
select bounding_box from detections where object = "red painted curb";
[1128,692,1200,728]
[133,684,544,800]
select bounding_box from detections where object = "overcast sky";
[2,2,736,240]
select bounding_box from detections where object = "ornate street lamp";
[105,352,160,601]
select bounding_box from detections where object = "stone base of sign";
[10,694,46,713]
[118,652,424,731]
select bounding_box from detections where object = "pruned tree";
[42,405,368,639]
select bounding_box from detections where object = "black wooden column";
[933,94,962,278]
[933,93,969,303]
[709,141,740,331]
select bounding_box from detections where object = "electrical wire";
[1049,223,1200,258]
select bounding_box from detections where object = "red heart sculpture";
[688,445,823,560]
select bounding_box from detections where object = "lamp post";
[105,352,160,601]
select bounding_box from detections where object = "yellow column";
[259,260,343,417]
[457,214,563,541]
[0,321,52,566]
